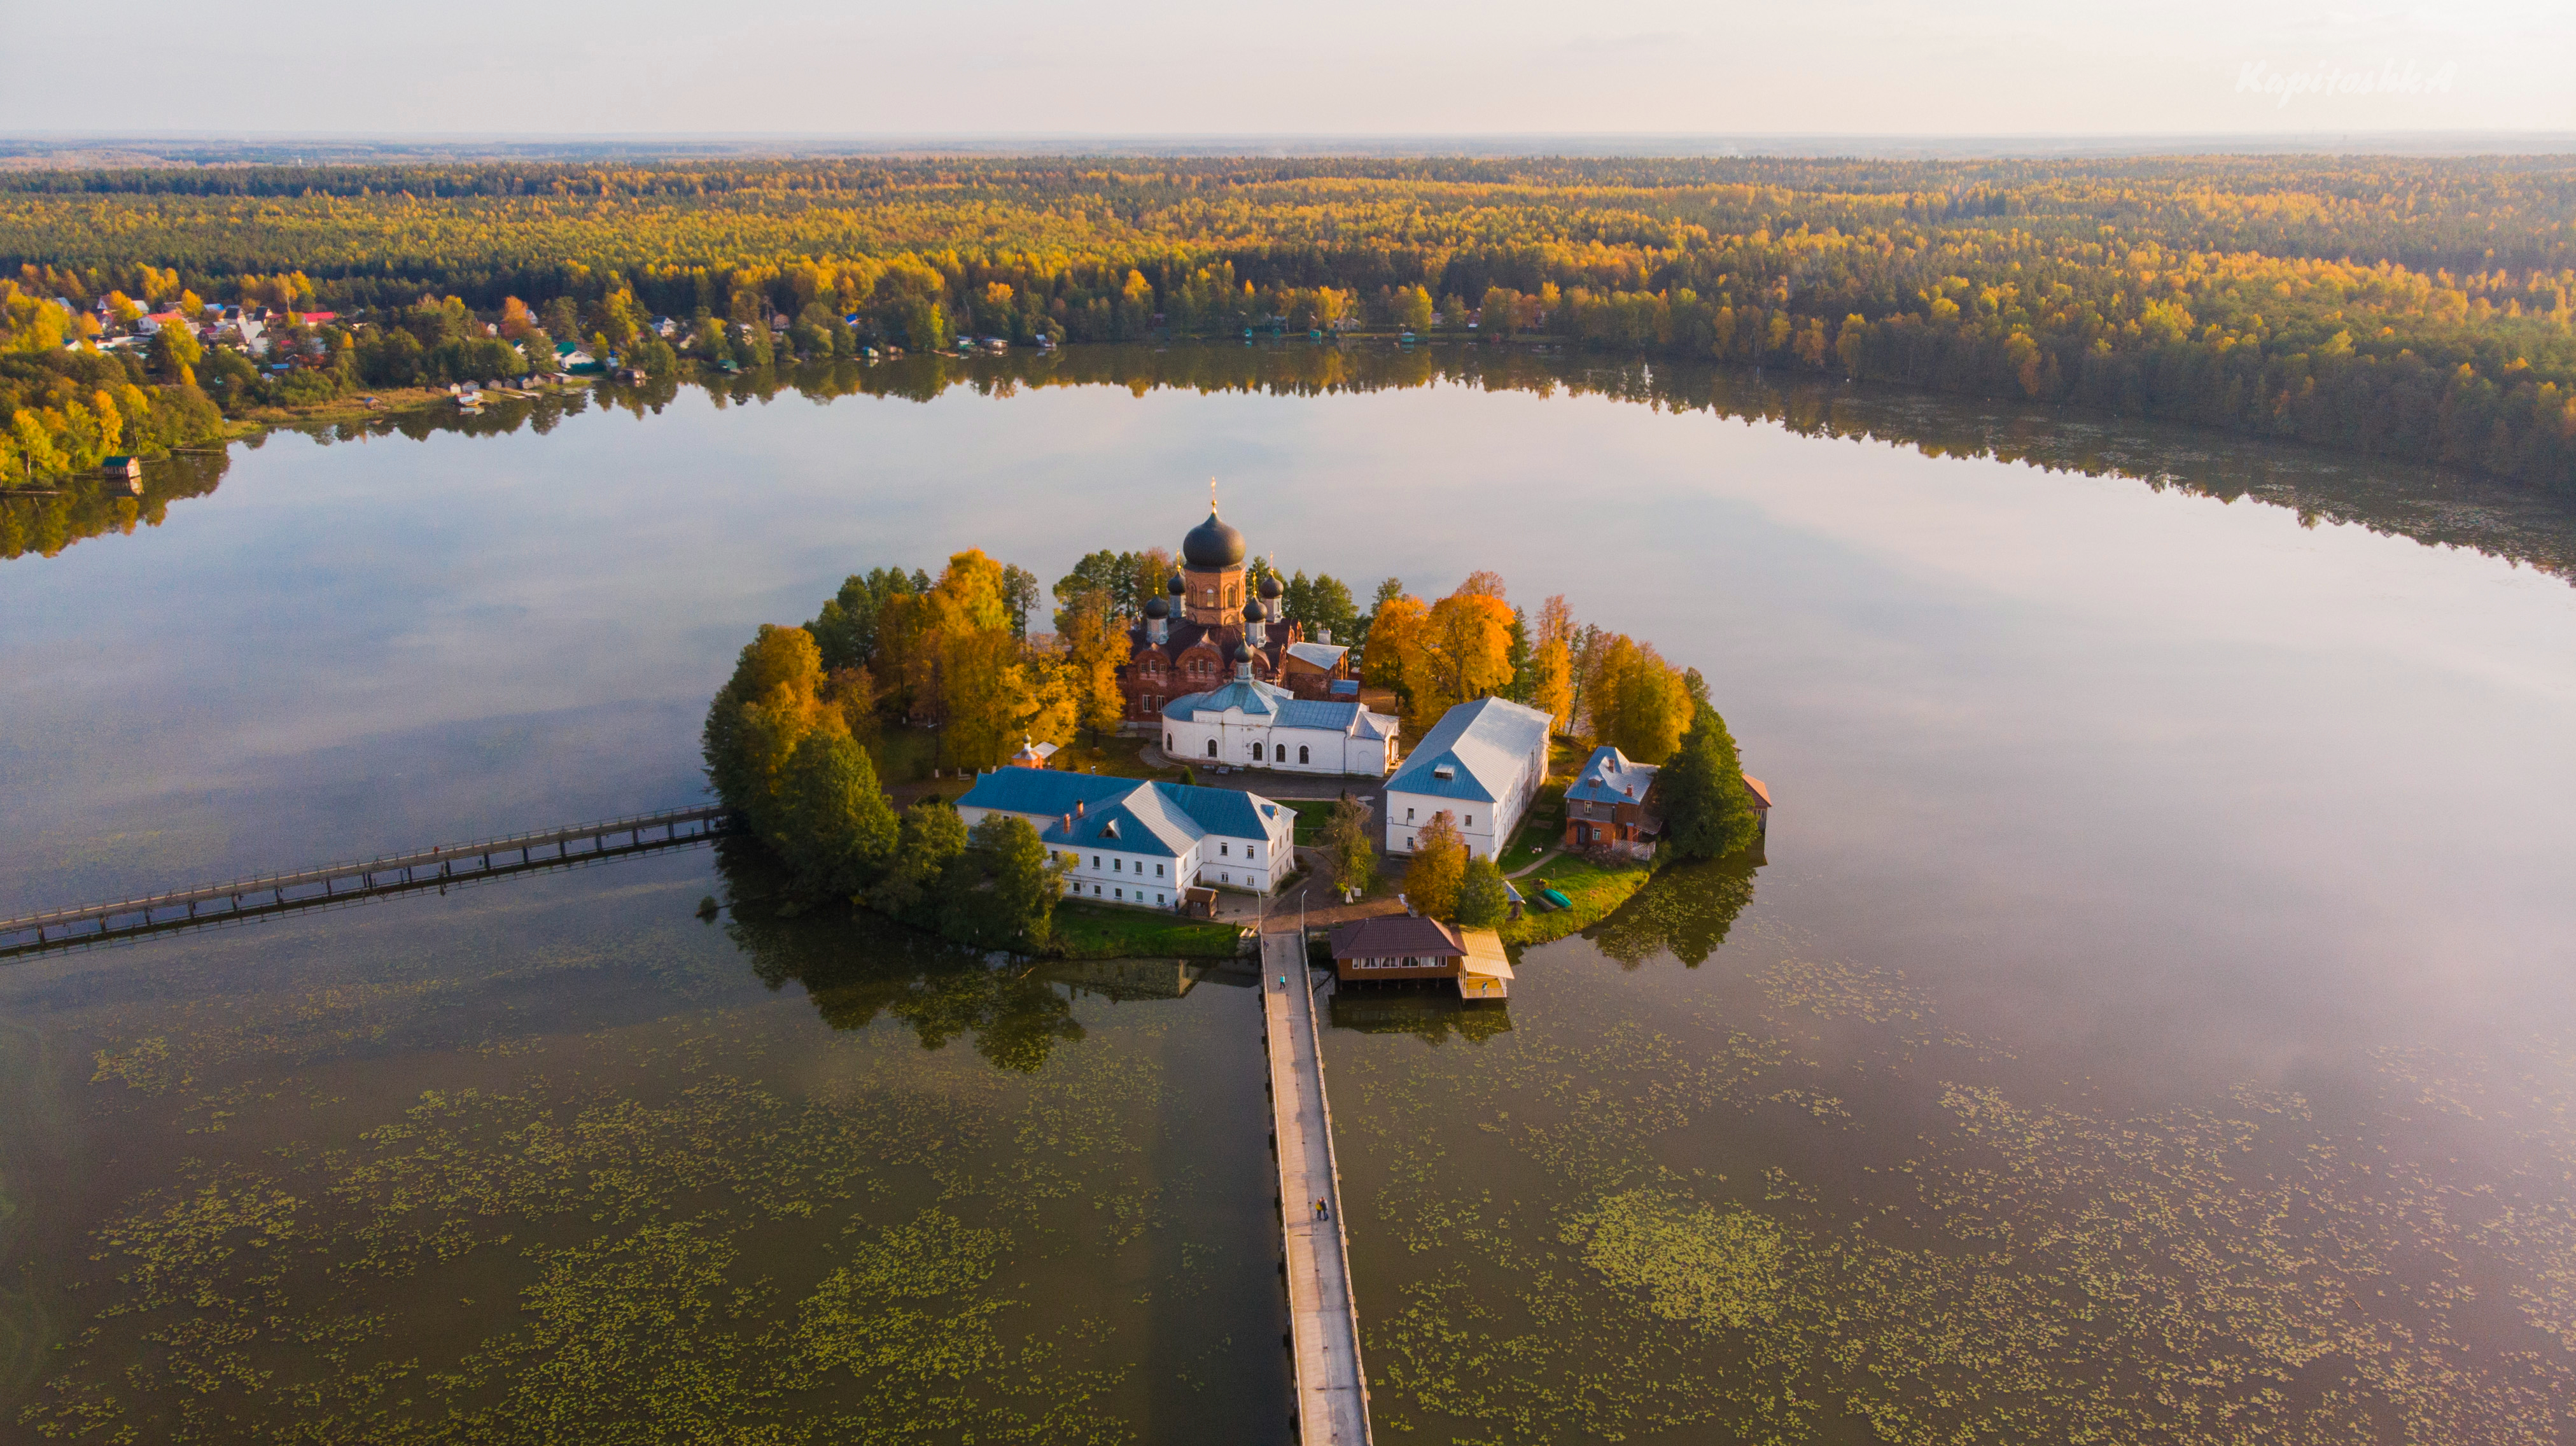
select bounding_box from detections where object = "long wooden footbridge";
[0,804,736,958]
[1263,929,1373,1443]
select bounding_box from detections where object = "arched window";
[1165,732,1173,751]
[1252,742,1263,761]
[1205,739,1217,757]
[1298,745,1310,764]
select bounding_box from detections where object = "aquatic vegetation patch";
[9,944,1250,1443]
[1334,945,2576,1443]
[1563,1188,1785,1333]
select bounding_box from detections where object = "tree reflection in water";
[1585,852,1761,969]
[711,838,1087,1073]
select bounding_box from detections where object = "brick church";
[1117,500,1355,726]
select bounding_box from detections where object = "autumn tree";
[1585,635,1692,764]
[149,320,202,383]
[1407,589,1515,724]
[1403,811,1469,922]
[704,623,839,827]
[1054,588,1128,739]
[1393,286,1434,332]
[1362,591,1427,719]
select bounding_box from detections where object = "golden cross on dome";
[1208,477,1218,510]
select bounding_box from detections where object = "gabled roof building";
[1160,666,1396,776]
[1562,744,1663,859]
[1382,696,1555,859]
[955,766,1297,908]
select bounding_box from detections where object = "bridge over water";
[0,804,734,958]
[1264,928,1374,1443]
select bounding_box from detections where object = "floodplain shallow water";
[3,343,2575,1442]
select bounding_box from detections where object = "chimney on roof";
[1074,799,1085,817]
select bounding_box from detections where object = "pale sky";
[7,0,2572,138]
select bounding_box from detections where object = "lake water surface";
[4,346,2574,1442]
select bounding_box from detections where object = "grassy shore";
[1500,853,1653,948]
[1049,901,1243,960]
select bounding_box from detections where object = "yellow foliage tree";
[1403,811,1469,922]
[1408,591,1515,725]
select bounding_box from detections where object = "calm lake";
[4,344,2575,1442]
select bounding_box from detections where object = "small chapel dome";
[1182,508,1246,568]
[1257,572,1283,598]
[1144,595,1170,619]
[1165,572,1186,596]
[1243,598,1266,624]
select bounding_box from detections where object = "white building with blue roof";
[1382,696,1555,859]
[955,766,1297,908]
[1160,666,1397,777]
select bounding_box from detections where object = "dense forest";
[4,155,2575,490]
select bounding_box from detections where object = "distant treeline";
[4,155,2575,489]
[18,346,2569,579]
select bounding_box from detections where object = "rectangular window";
[1092,856,1100,868]
[1155,864,1164,876]
[1406,808,1415,822]
[1248,846,1257,860]
[1466,815,1473,827]
[1156,893,1165,904]
[1114,888,1123,899]
[1221,843,1229,856]
[1114,859,1122,871]
[1094,885,1103,895]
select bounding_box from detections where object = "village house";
[1562,744,1662,860]
[955,766,1297,907]
[1119,500,1359,726]
[1382,696,1554,859]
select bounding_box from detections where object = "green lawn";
[1501,853,1653,947]
[1049,901,1243,959]
[1282,799,1338,845]
[1498,817,1559,873]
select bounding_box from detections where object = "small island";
[701,496,1770,970]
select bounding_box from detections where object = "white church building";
[1160,660,1397,777]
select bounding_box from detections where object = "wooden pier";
[0,805,734,958]
[1263,929,1373,1444]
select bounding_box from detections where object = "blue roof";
[1385,696,1554,805]
[1564,745,1660,806]
[1163,675,1290,720]
[960,768,1283,854]
[1044,793,1191,857]
[955,768,1135,818]
[1158,781,1278,840]
[1275,698,1367,731]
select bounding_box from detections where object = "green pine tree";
[1455,854,1510,928]
[1660,704,1760,861]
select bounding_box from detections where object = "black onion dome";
[1144,595,1170,619]
[1182,508,1246,567]
[1257,572,1282,598]
[1165,572,1186,596]
[1243,598,1266,625]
